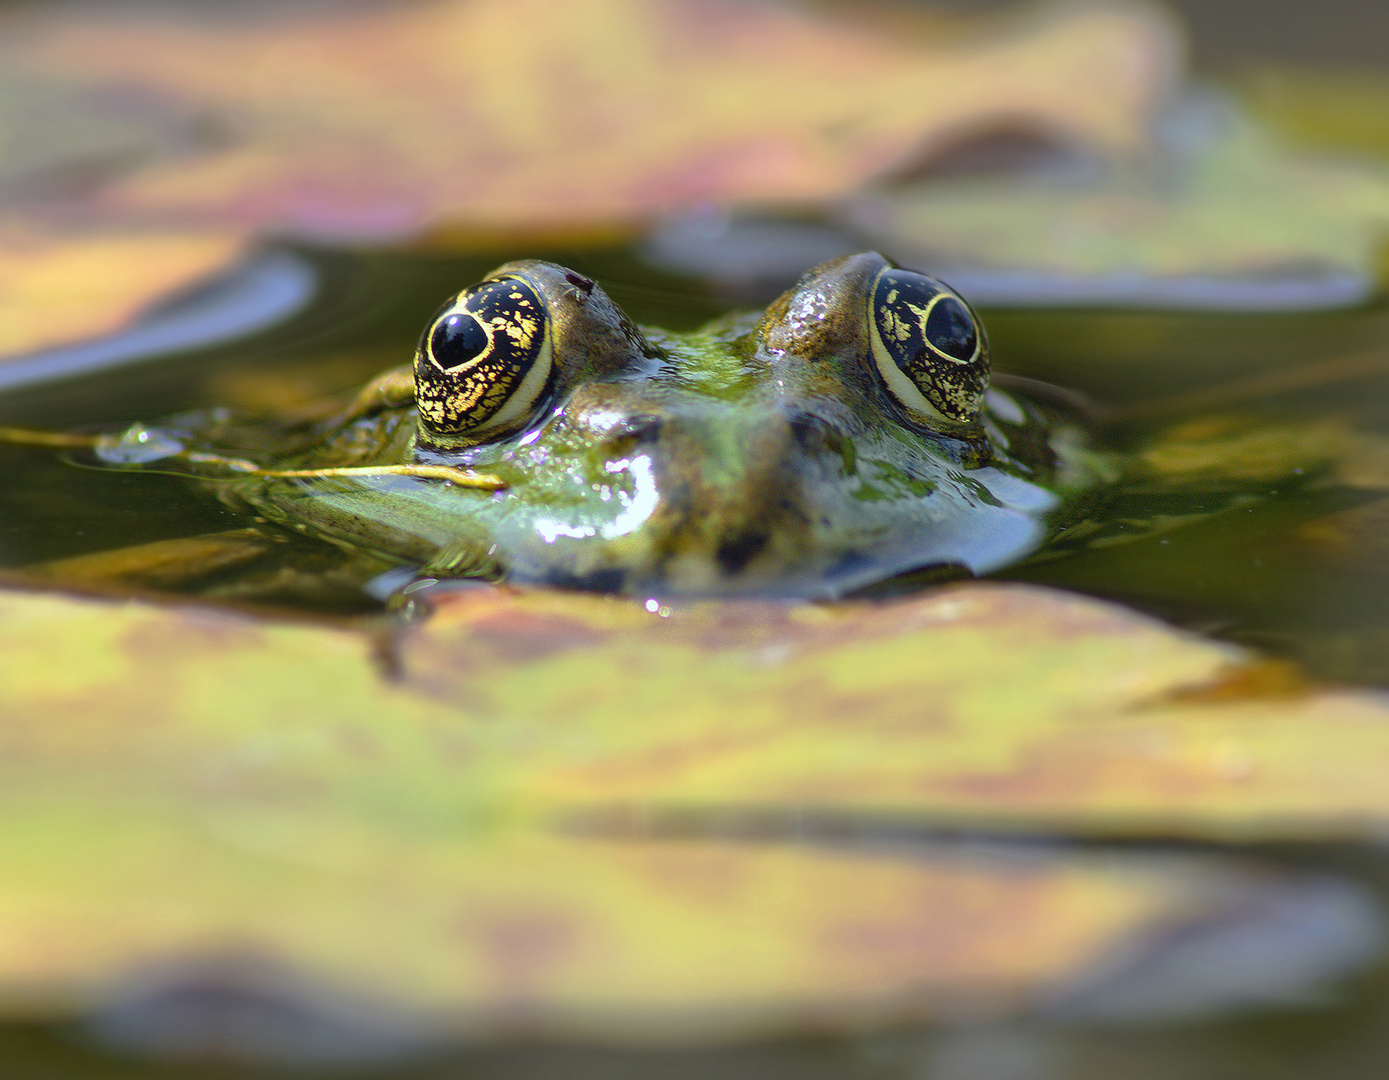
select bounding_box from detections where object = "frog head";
[241,252,1073,598]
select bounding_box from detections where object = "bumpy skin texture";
[197,253,1094,598]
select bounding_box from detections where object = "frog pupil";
[924,297,976,362]
[430,313,489,370]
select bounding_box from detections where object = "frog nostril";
[787,412,830,451]
[609,415,664,446]
[788,411,856,474]
[716,528,770,576]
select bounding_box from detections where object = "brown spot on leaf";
[1163,659,1313,705]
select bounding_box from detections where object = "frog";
[12,252,1105,601]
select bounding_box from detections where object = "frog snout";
[596,408,823,583]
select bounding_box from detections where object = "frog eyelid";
[869,325,958,427]
[414,275,555,439]
[466,306,554,436]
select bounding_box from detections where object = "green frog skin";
[96,252,1099,599]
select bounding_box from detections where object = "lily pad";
[5,582,1389,840]
[0,801,1255,1041]
[2,0,1177,241]
[0,226,246,359]
[0,0,1179,362]
[0,72,206,202]
[0,584,1383,1043]
[849,96,1389,309]
[410,585,1389,838]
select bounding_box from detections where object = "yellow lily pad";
[411,585,1389,838]
[2,0,1177,239]
[0,585,1377,1038]
[0,800,1225,1039]
[0,226,243,358]
[0,583,1384,1039]
[4,583,1389,843]
[851,102,1389,308]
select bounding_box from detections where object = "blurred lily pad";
[1240,66,1389,159]
[0,247,317,390]
[0,0,1180,362]
[0,226,246,359]
[7,582,1389,845]
[1,0,1176,240]
[0,583,1384,1044]
[0,800,1271,1043]
[850,95,1389,309]
[0,73,210,203]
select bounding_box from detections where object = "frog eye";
[868,268,989,427]
[414,275,553,438]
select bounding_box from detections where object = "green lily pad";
[851,99,1389,309]
[6,583,1389,850]
[0,584,1382,1043]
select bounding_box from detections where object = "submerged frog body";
[94,252,1099,599]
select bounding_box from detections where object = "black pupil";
[430,313,489,369]
[924,297,976,361]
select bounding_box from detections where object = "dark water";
[987,301,1389,686]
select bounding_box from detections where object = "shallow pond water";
[985,301,1389,687]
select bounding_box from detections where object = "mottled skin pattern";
[169,253,1098,598]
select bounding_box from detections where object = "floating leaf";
[0,0,1177,362]
[1240,66,1389,159]
[0,801,1247,1040]
[0,226,244,359]
[5,584,1389,845]
[850,98,1389,309]
[0,586,1381,1042]
[0,72,206,200]
[2,0,1178,240]
[408,586,1389,838]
